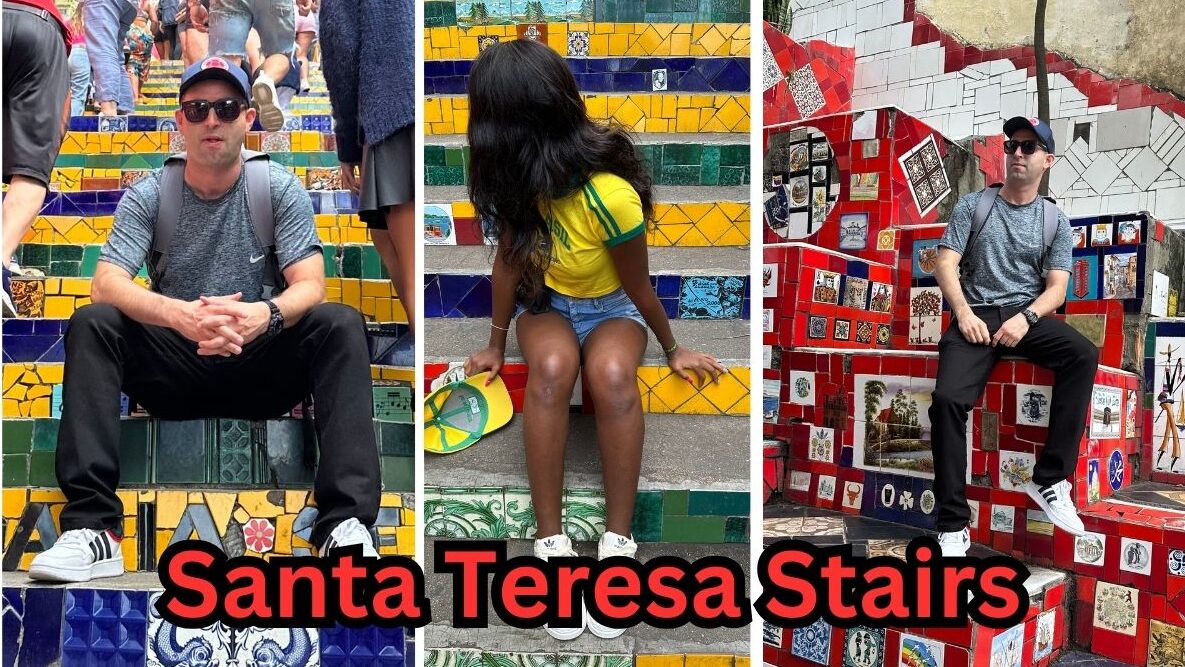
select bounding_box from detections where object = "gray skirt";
[358,125,414,230]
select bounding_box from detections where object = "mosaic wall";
[2,585,411,667]
[426,649,748,667]
[423,362,749,416]
[768,2,1185,229]
[426,486,747,543]
[1146,320,1185,480]
[425,273,749,320]
[2,488,415,572]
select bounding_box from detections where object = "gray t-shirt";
[100,162,320,303]
[938,190,1072,308]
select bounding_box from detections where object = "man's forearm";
[934,263,972,318]
[271,278,325,327]
[91,271,186,329]
[1027,278,1068,318]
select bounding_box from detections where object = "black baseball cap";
[1003,116,1056,154]
[178,56,252,102]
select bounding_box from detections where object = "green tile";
[52,245,83,261]
[719,144,748,166]
[661,165,701,185]
[700,145,720,186]
[426,166,464,186]
[217,419,253,484]
[322,245,338,277]
[31,418,59,452]
[90,154,121,169]
[21,245,49,268]
[374,385,413,423]
[362,245,385,280]
[81,245,102,276]
[444,147,465,167]
[724,516,748,543]
[342,245,363,278]
[663,489,688,515]
[2,421,33,454]
[155,420,210,483]
[119,419,152,485]
[424,146,446,167]
[687,490,748,516]
[662,143,701,166]
[661,515,725,543]
[50,261,80,277]
[630,490,663,542]
[29,451,56,486]
[3,454,27,486]
[381,455,415,491]
[55,154,86,168]
[717,166,747,186]
[379,422,414,457]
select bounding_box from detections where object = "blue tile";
[3,320,35,335]
[320,625,405,666]
[3,588,23,667]
[19,587,64,666]
[423,276,444,318]
[657,275,681,298]
[61,589,148,666]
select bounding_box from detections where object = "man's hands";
[171,293,271,357]
[955,309,991,345]
[991,314,1030,348]
[185,0,208,32]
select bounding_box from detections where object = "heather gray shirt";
[938,190,1072,308]
[100,162,320,303]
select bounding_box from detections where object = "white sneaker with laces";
[534,534,584,640]
[1025,480,1086,536]
[587,531,637,639]
[320,518,379,558]
[936,527,970,558]
[252,73,284,131]
[28,528,125,582]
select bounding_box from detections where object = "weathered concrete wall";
[917,0,1185,97]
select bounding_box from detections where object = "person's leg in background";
[294,25,314,91]
[237,0,295,130]
[3,4,69,313]
[68,44,91,117]
[82,0,136,115]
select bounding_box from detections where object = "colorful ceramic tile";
[1093,582,1138,636]
[791,618,832,665]
[425,204,456,245]
[763,620,783,646]
[787,470,811,492]
[812,270,840,304]
[1091,223,1113,246]
[852,375,969,480]
[787,66,825,118]
[868,283,892,313]
[651,68,668,91]
[834,319,851,341]
[1087,458,1101,503]
[1119,537,1153,575]
[897,135,950,217]
[761,37,781,92]
[762,263,778,297]
[567,31,589,57]
[990,623,1024,667]
[1070,255,1100,300]
[1074,532,1106,566]
[808,426,834,463]
[788,371,815,406]
[838,213,868,250]
[809,316,827,339]
[843,626,884,667]
[1033,609,1057,662]
[849,172,879,201]
[1016,384,1053,427]
[1101,252,1138,300]
[899,633,943,667]
[62,589,149,666]
[843,277,868,310]
[854,320,872,344]
[1149,620,1185,667]
[817,474,836,502]
[763,379,780,422]
[840,481,864,511]
[990,505,1015,533]
[1090,385,1123,439]
[147,592,320,665]
[678,276,745,319]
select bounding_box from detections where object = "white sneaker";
[534,534,584,640]
[587,531,637,639]
[28,528,125,582]
[936,527,970,558]
[320,518,379,558]
[251,73,284,131]
[1025,480,1086,537]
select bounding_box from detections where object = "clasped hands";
[175,293,271,357]
[957,311,1029,348]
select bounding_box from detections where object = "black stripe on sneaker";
[322,536,337,552]
[1042,489,1057,503]
[90,541,101,562]
[103,535,112,559]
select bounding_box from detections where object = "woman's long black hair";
[467,38,654,307]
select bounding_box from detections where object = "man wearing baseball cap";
[929,116,1098,557]
[28,56,382,582]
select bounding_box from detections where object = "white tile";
[911,43,944,78]
[882,0,904,23]
[1124,147,1168,191]
[1000,68,1027,87]
[1156,186,1185,218]
[1066,194,1102,216]
[790,11,817,40]
[887,52,912,84]
[1170,136,1185,177]
[836,23,857,46]
[1096,107,1153,151]
[816,5,840,34]
[903,83,929,112]
[948,110,974,138]
[1152,107,1175,142]
[1000,89,1028,119]
[1103,192,1140,215]
[889,22,913,49]
[930,75,962,108]
[974,84,1001,116]
[856,1,882,32]
[1048,160,1080,198]
[1081,152,1123,194]
[989,59,1014,75]
[1153,123,1185,161]
[855,58,889,89]
[961,64,990,81]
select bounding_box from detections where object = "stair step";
[425,184,750,204]
[426,413,747,490]
[426,318,748,364]
[429,245,749,276]
[1,577,412,667]
[2,487,415,573]
[425,539,750,653]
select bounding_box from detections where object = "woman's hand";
[667,347,726,386]
[464,346,505,385]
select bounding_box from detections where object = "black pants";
[3,3,68,186]
[930,306,1098,532]
[55,302,380,548]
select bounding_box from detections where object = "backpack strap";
[149,153,187,288]
[241,150,286,299]
[1040,195,1059,275]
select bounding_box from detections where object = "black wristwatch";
[264,300,284,337]
[1022,308,1040,325]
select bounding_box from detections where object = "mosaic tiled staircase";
[760,88,1185,663]
[2,61,414,665]
[423,1,750,656]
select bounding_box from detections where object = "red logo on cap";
[202,57,229,71]
[1030,117,1040,127]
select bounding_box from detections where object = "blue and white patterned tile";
[790,617,831,665]
[147,592,319,666]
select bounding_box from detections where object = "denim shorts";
[209,0,295,58]
[519,287,646,345]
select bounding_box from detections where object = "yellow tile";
[3,489,28,518]
[43,296,76,319]
[395,525,415,550]
[734,658,749,667]
[636,656,684,667]
[157,490,188,529]
[205,492,237,534]
[380,492,403,508]
[274,513,294,554]
[286,489,309,514]
[685,656,731,667]
[238,490,283,518]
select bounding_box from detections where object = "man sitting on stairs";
[29,57,381,583]
[930,116,1098,558]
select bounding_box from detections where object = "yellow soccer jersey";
[541,172,646,298]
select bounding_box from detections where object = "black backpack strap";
[242,150,286,299]
[149,153,188,289]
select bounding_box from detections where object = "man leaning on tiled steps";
[929,116,1099,558]
[28,57,381,583]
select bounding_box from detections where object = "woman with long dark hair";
[462,39,726,640]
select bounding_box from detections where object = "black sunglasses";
[1003,139,1047,155]
[181,97,248,123]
